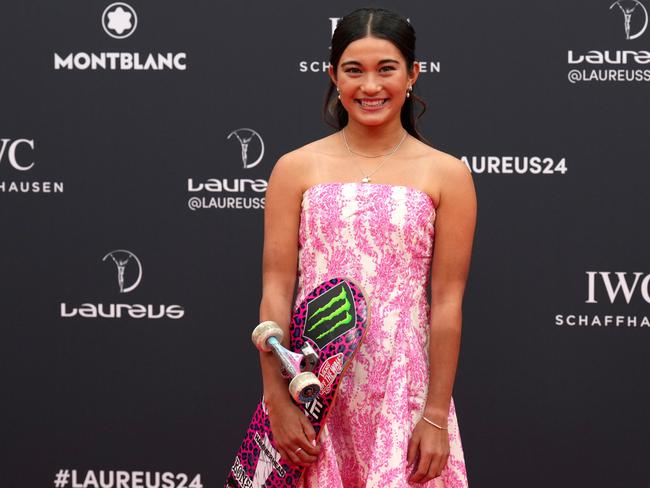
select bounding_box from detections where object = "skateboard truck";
[252,321,322,404]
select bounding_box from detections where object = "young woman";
[258,8,475,487]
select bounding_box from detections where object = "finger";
[425,454,440,481]
[409,451,432,483]
[296,436,320,457]
[438,452,449,475]
[300,414,317,443]
[285,448,306,467]
[429,451,448,480]
[407,435,418,466]
[298,418,321,456]
[294,446,318,465]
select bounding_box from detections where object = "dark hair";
[323,8,428,143]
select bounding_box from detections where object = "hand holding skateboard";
[226,278,369,488]
[251,321,321,404]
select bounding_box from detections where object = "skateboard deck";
[226,278,369,488]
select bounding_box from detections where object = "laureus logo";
[610,0,648,39]
[59,249,185,320]
[102,2,138,39]
[227,128,265,169]
[102,249,142,293]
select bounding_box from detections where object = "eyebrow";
[340,59,400,67]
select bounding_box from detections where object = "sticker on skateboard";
[225,278,369,488]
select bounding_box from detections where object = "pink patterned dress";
[295,182,468,488]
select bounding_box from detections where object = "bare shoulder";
[271,133,340,192]
[412,140,466,176]
[409,139,473,205]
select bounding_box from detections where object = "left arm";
[409,158,477,483]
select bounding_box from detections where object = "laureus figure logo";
[610,0,648,40]
[227,128,265,169]
[102,249,142,293]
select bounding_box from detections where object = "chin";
[348,111,398,127]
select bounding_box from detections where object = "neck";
[343,118,407,156]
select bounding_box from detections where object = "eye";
[344,67,362,74]
[379,65,396,72]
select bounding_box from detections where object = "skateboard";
[226,278,369,488]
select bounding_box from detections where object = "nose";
[361,75,382,95]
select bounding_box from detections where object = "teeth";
[360,99,385,107]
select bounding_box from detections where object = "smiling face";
[329,36,419,128]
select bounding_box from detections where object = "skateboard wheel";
[251,321,284,352]
[289,372,322,404]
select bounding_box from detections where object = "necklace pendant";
[361,176,371,183]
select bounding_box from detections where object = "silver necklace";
[341,128,408,184]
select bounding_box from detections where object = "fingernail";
[311,439,317,446]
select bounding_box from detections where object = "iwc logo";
[102,2,138,39]
[102,249,142,293]
[0,137,65,194]
[610,0,648,40]
[554,271,650,328]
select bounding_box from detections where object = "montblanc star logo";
[102,2,138,39]
[108,8,132,34]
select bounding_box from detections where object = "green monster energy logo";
[306,285,354,345]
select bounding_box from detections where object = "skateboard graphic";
[226,278,369,488]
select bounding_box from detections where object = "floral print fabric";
[295,183,468,488]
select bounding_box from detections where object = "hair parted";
[323,7,428,143]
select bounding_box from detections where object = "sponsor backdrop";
[1,0,648,487]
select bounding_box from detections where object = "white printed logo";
[253,433,285,484]
[0,138,65,194]
[102,2,138,39]
[102,249,142,293]
[554,271,650,328]
[227,128,265,169]
[304,397,325,421]
[586,271,650,304]
[298,17,440,74]
[185,127,267,211]
[60,249,185,320]
[0,138,35,171]
[317,353,344,395]
[610,0,648,40]
[54,2,187,71]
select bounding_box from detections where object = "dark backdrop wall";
[1,1,648,487]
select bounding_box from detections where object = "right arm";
[258,153,320,466]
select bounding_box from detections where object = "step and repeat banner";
[1,1,648,487]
